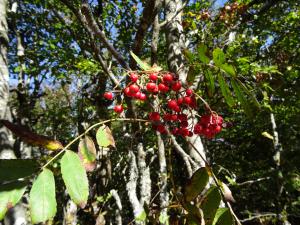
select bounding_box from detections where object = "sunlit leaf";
[262,132,274,140]
[0,181,27,220]
[198,43,210,64]
[61,150,89,208]
[78,136,97,172]
[220,63,236,77]
[204,70,215,97]
[213,48,225,66]
[29,169,56,224]
[96,125,116,148]
[212,208,233,225]
[130,51,152,71]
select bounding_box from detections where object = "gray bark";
[164,0,206,169]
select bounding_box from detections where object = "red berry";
[146,82,157,92]
[124,87,133,97]
[103,92,113,100]
[168,100,178,110]
[134,92,141,99]
[181,121,189,128]
[149,73,158,81]
[177,97,184,105]
[179,128,189,137]
[178,114,188,121]
[171,128,179,135]
[186,89,193,96]
[163,113,172,121]
[194,123,203,134]
[114,105,123,113]
[172,81,182,92]
[163,73,173,83]
[156,124,166,134]
[158,83,169,93]
[130,73,139,83]
[214,125,222,133]
[184,96,192,105]
[170,114,178,121]
[174,106,181,112]
[139,93,147,101]
[129,84,139,93]
[149,112,160,121]
[188,131,193,137]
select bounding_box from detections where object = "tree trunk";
[164,0,206,168]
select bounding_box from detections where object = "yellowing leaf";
[78,136,97,172]
[96,125,115,148]
[0,120,63,151]
[262,131,274,140]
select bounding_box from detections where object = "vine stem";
[41,118,149,170]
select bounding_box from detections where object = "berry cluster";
[103,71,224,138]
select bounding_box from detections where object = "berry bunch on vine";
[103,71,224,138]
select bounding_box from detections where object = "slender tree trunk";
[164,0,206,168]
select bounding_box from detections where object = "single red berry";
[156,124,166,134]
[129,84,139,93]
[174,106,181,113]
[134,92,141,99]
[178,114,188,121]
[181,121,189,128]
[124,87,133,97]
[170,114,178,121]
[139,93,147,101]
[172,81,182,92]
[163,73,173,83]
[158,83,169,93]
[184,96,192,105]
[103,92,113,100]
[194,123,203,134]
[146,82,157,92]
[163,113,172,121]
[114,105,123,113]
[186,89,193,96]
[149,73,158,81]
[149,112,160,121]
[179,128,189,137]
[168,100,178,110]
[214,125,222,133]
[130,73,139,83]
[188,131,193,137]
[177,97,184,105]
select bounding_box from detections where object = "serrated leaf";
[29,169,56,224]
[96,125,115,148]
[130,51,152,71]
[217,74,234,107]
[0,159,39,183]
[61,150,89,208]
[198,43,210,64]
[213,48,225,66]
[184,167,210,202]
[212,208,233,225]
[0,120,63,151]
[78,136,97,172]
[204,70,215,97]
[201,186,221,225]
[220,63,236,77]
[262,132,274,140]
[0,181,27,220]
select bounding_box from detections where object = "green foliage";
[61,150,89,208]
[184,167,210,202]
[0,181,27,220]
[29,169,56,224]
[0,159,39,183]
[212,208,233,225]
[96,125,116,148]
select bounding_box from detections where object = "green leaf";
[198,43,210,64]
[212,208,233,225]
[136,210,147,222]
[96,125,116,148]
[201,186,222,225]
[130,51,152,71]
[187,66,197,84]
[184,167,210,202]
[0,159,39,183]
[236,79,260,108]
[220,63,236,77]
[213,48,225,66]
[217,74,234,107]
[29,169,56,224]
[78,136,97,172]
[204,70,215,97]
[61,150,89,208]
[0,181,27,220]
